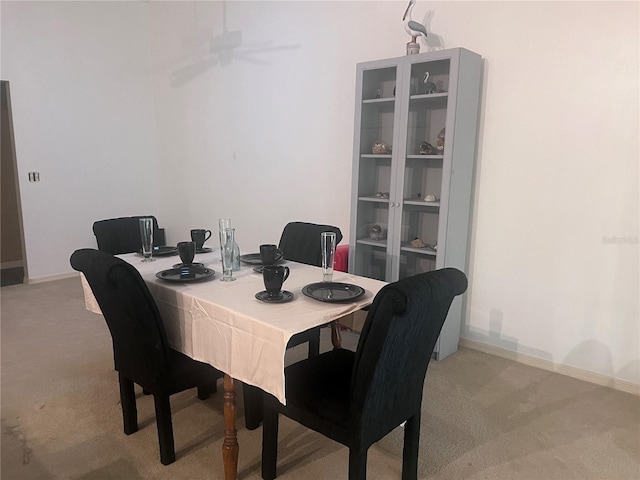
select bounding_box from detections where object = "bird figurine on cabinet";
[423,72,437,94]
[403,0,428,54]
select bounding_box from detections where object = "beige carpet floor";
[1,277,639,479]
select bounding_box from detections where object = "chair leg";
[261,404,279,480]
[243,383,264,430]
[401,413,420,480]
[197,380,218,400]
[153,393,176,465]
[308,327,320,357]
[118,373,138,435]
[348,448,368,480]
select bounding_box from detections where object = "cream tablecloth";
[80,250,386,404]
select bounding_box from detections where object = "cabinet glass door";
[396,58,451,280]
[352,64,401,281]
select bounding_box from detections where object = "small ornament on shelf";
[372,141,391,154]
[437,128,445,152]
[419,141,435,155]
[424,194,438,202]
[369,224,384,241]
[375,191,390,199]
[410,238,427,248]
[375,89,381,99]
[423,72,437,94]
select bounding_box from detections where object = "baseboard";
[1,260,24,269]
[26,271,79,285]
[459,338,640,396]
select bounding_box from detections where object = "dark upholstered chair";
[70,248,223,465]
[278,221,343,267]
[243,221,344,430]
[92,215,166,255]
[261,268,468,480]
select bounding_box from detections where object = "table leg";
[222,374,239,480]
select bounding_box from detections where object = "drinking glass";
[139,217,155,263]
[219,218,240,270]
[220,227,236,282]
[321,231,336,282]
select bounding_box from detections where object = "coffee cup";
[259,244,284,266]
[177,241,196,265]
[190,229,212,250]
[262,265,290,298]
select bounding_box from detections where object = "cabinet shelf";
[401,245,437,256]
[363,97,395,104]
[356,238,387,248]
[410,92,448,101]
[406,155,443,160]
[361,154,392,159]
[404,200,440,207]
[359,196,390,203]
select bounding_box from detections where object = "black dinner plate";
[302,282,365,303]
[138,246,178,256]
[172,262,205,269]
[155,266,215,282]
[239,253,285,266]
[196,247,213,254]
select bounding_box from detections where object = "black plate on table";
[302,282,365,303]
[255,290,294,303]
[138,246,178,256]
[239,253,285,266]
[155,266,215,283]
[172,262,205,269]
[196,247,213,254]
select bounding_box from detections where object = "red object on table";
[335,244,349,273]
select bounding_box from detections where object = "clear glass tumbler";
[321,231,336,282]
[220,227,236,282]
[139,217,155,262]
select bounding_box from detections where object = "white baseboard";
[1,260,24,269]
[26,271,79,285]
[459,338,640,396]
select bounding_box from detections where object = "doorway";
[1,81,27,286]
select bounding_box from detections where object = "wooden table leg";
[222,374,239,480]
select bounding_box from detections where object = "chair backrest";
[92,216,163,255]
[349,268,468,448]
[70,248,171,390]
[278,222,343,267]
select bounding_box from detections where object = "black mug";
[190,229,212,250]
[259,244,284,266]
[262,265,290,298]
[177,241,196,265]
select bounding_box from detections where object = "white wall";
[1,1,159,279]
[2,1,638,388]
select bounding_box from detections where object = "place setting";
[254,233,366,304]
[156,240,215,283]
[302,232,365,303]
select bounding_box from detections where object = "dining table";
[80,247,387,479]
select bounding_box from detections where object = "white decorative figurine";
[403,0,428,55]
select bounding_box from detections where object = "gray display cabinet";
[348,48,482,359]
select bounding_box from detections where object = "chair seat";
[164,349,221,396]
[284,349,354,428]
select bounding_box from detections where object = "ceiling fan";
[169,1,299,87]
